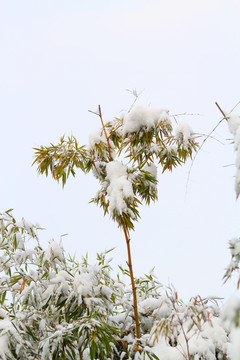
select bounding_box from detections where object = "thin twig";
[98,105,113,160]
[185,101,240,199]
[215,102,226,118]
[170,112,203,117]
[185,117,225,199]
[88,110,100,116]
[126,88,144,113]
[231,100,240,113]
[89,106,113,160]
[223,163,235,168]
[195,133,225,145]
[171,300,190,360]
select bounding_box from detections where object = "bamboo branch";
[171,298,190,360]
[215,102,226,118]
[88,106,113,160]
[185,102,227,199]
[98,105,113,161]
[123,225,141,340]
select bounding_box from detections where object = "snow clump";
[222,295,240,328]
[139,298,161,315]
[88,128,116,159]
[224,237,240,286]
[175,121,193,149]
[143,163,157,179]
[44,239,65,263]
[88,129,107,149]
[106,161,134,215]
[123,105,170,135]
[221,296,240,360]
[229,237,240,257]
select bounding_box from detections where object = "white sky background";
[0,0,240,301]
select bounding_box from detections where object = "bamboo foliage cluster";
[0,210,162,359]
[33,104,198,231]
[150,289,227,360]
[0,210,231,360]
[33,136,87,187]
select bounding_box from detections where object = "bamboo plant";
[33,99,198,341]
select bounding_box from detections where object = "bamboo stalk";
[123,226,141,340]
[95,104,140,338]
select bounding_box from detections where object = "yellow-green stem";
[123,226,141,340]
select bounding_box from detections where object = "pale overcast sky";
[1,0,240,301]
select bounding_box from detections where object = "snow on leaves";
[0,211,159,359]
[33,103,198,231]
[106,161,134,216]
[122,106,170,135]
[0,210,235,360]
[0,210,234,359]
[224,237,240,287]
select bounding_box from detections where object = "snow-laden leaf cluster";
[0,210,233,360]
[33,104,198,231]
[150,290,230,360]
[223,237,240,287]
[0,210,160,359]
